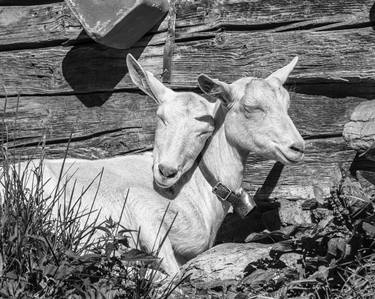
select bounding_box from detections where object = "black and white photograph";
[0,0,374,298]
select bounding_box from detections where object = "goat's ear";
[266,56,298,85]
[197,74,233,106]
[126,54,174,104]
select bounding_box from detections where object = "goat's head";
[197,57,305,164]
[127,54,215,188]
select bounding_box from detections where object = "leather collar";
[198,158,256,218]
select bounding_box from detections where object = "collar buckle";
[212,182,233,201]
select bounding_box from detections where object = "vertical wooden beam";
[162,0,176,84]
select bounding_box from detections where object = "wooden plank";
[0,91,368,149]
[1,91,157,156]
[0,91,367,202]
[1,95,358,198]
[0,0,61,5]
[0,0,373,49]
[290,93,366,136]
[1,28,375,96]
[243,137,354,200]
[172,29,375,86]
[0,3,82,49]
[171,0,374,32]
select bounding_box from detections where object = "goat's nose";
[158,164,178,178]
[289,140,305,154]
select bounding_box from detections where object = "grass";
[0,139,182,298]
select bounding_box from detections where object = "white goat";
[120,56,305,275]
[0,55,217,273]
[1,56,305,277]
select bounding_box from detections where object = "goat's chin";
[153,172,181,189]
[274,146,304,165]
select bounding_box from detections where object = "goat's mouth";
[275,146,304,164]
[153,167,182,189]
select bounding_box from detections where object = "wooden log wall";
[1,0,375,200]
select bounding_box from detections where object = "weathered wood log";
[0,3,82,50]
[0,92,366,142]
[243,137,354,200]
[0,89,363,201]
[1,28,375,96]
[343,100,375,161]
[0,0,373,50]
[0,0,61,5]
[0,91,157,158]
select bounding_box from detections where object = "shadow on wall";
[62,30,153,107]
[215,162,284,244]
[370,2,375,30]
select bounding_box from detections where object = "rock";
[343,100,375,160]
[181,243,273,289]
[356,171,375,197]
[278,199,312,226]
[280,253,302,269]
[240,267,298,294]
[340,175,373,218]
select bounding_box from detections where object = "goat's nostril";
[290,144,305,154]
[158,164,178,178]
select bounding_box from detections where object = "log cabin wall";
[0,0,374,201]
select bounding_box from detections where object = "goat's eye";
[243,105,265,118]
[198,131,212,138]
[244,104,264,112]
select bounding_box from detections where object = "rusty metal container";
[65,0,169,49]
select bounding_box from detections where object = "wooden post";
[162,0,176,84]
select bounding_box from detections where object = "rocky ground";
[172,170,375,298]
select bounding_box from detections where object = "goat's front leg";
[124,210,180,276]
[157,238,180,276]
[139,225,180,276]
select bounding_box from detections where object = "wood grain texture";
[171,0,374,32]
[1,0,374,204]
[171,29,375,86]
[0,91,367,146]
[1,91,157,157]
[0,0,61,5]
[0,91,365,200]
[0,0,373,49]
[1,28,375,96]
[244,137,354,200]
[0,3,81,50]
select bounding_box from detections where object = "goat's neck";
[186,110,247,243]
[200,114,246,193]
[181,109,244,245]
